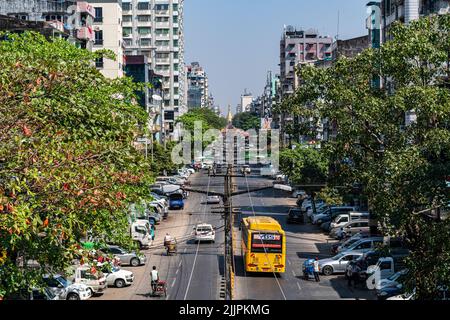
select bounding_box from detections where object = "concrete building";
[379,0,449,41]
[121,0,186,141]
[0,0,95,50]
[186,61,209,109]
[240,90,253,113]
[90,0,123,78]
[280,26,333,97]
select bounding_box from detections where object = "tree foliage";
[0,32,154,296]
[232,112,261,131]
[279,16,450,299]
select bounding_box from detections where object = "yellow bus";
[240,216,286,273]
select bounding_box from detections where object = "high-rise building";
[280,26,333,97]
[379,0,449,42]
[240,90,253,113]
[90,0,123,78]
[278,26,333,145]
[121,0,185,141]
[187,61,209,109]
[0,0,95,50]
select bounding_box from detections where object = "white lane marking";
[297,282,302,291]
[166,294,170,300]
[176,268,179,275]
[288,260,292,265]
[179,261,182,268]
[184,248,187,253]
[291,270,296,277]
[171,279,177,287]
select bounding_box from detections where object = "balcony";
[155,45,171,51]
[122,20,132,27]
[155,22,170,28]
[155,33,170,40]
[78,26,94,41]
[77,1,95,18]
[155,10,170,15]
[155,58,171,64]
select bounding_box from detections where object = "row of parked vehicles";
[5,167,196,300]
[292,194,418,300]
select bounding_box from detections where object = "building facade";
[90,0,123,78]
[121,0,186,141]
[0,0,95,50]
[186,61,209,109]
[240,90,253,113]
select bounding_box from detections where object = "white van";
[331,212,369,229]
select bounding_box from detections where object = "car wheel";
[67,293,80,300]
[322,265,333,276]
[115,279,126,288]
[130,258,140,267]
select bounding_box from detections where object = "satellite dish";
[152,94,163,101]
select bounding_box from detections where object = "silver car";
[318,251,364,275]
[103,245,147,267]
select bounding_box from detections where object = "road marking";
[184,248,187,253]
[176,268,179,274]
[291,270,296,277]
[171,279,177,287]
[297,282,302,291]
[179,261,182,268]
[166,294,170,300]
[288,260,292,265]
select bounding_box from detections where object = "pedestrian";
[151,266,159,293]
[313,257,320,282]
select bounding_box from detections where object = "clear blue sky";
[184,0,370,115]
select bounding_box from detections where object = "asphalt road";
[232,166,376,300]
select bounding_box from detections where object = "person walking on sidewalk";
[313,257,321,282]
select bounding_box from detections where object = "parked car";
[286,208,305,224]
[292,189,306,199]
[312,206,358,225]
[43,274,91,300]
[338,237,384,253]
[206,195,221,204]
[193,223,216,243]
[71,266,107,295]
[169,193,185,210]
[332,220,370,239]
[4,287,60,300]
[376,269,409,300]
[100,265,134,288]
[318,251,364,276]
[102,245,146,267]
[329,212,370,231]
[331,232,370,254]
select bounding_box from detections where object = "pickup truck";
[71,266,107,295]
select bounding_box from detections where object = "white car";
[44,274,92,300]
[206,195,221,204]
[193,224,216,243]
[103,266,134,288]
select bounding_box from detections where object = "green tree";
[0,32,154,296]
[280,16,450,299]
[232,112,261,131]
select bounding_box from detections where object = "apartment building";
[240,91,253,113]
[121,0,186,141]
[186,61,209,109]
[380,0,449,41]
[90,0,123,78]
[0,0,95,50]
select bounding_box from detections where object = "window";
[94,30,103,45]
[174,88,179,95]
[356,241,371,249]
[173,63,179,71]
[173,15,178,23]
[173,4,179,11]
[138,15,151,22]
[95,57,104,68]
[173,52,179,59]
[155,28,169,35]
[173,28,178,35]
[137,2,150,10]
[122,3,132,11]
[155,4,169,11]
[123,27,132,37]
[122,15,132,22]
[156,16,169,22]
[174,75,179,82]
[138,27,151,35]
[94,7,103,22]
[380,261,391,270]
[140,39,151,46]
[173,39,179,47]
[174,99,179,106]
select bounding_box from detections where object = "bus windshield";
[251,233,282,254]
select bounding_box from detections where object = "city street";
[95,167,375,301]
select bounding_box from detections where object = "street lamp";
[152,94,164,147]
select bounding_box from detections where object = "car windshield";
[44,287,56,299]
[56,276,71,287]
[197,227,212,232]
[332,253,345,260]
